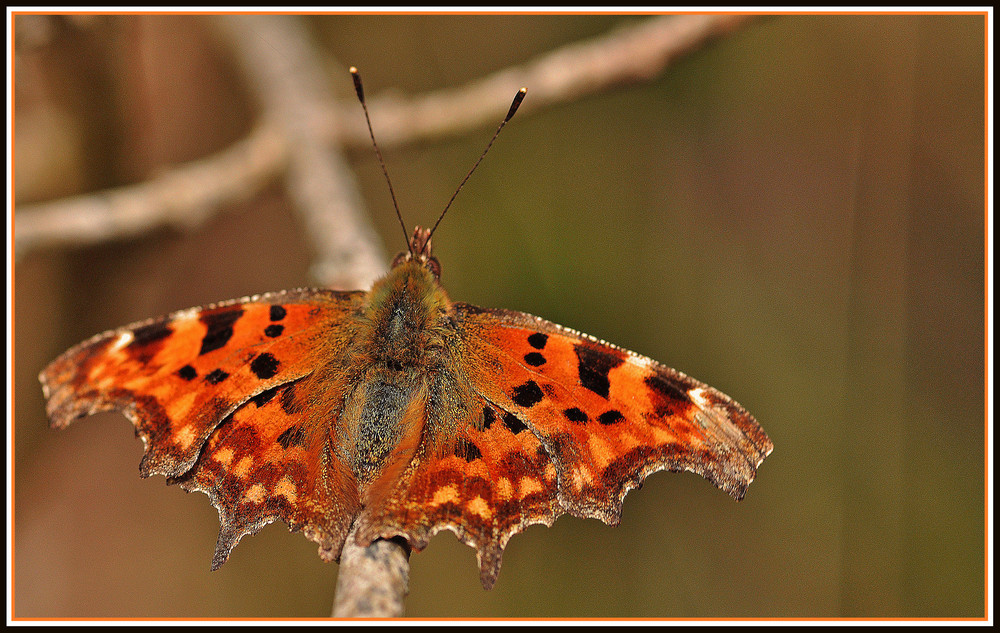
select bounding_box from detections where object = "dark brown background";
[12,13,986,619]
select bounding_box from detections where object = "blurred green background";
[12,13,986,619]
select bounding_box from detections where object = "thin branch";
[14,121,287,257]
[14,14,758,262]
[210,14,388,290]
[328,14,758,147]
[332,525,411,618]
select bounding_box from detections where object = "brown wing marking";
[168,379,360,568]
[354,397,559,589]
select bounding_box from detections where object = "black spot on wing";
[199,307,244,355]
[130,321,173,347]
[176,365,197,381]
[204,369,229,384]
[453,438,483,462]
[276,424,305,449]
[644,373,687,400]
[598,410,625,426]
[523,352,546,367]
[503,413,528,435]
[482,406,495,430]
[250,352,280,380]
[563,407,588,423]
[250,385,280,407]
[264,324,284,338]
[527,332,548,349]
[512,380,544,408]
[644,373,691,416]
[270,305,287,321]
[574,344,624,399]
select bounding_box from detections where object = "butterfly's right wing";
[451,303,772,524]
[356,301,771,589]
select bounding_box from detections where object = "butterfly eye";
[425,256,441,280]
[390,251,409,269]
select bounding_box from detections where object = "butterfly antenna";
[424,87,527,253]
[350,67,412,255]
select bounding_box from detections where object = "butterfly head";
[391,226,442,279]
[351,66,524,284]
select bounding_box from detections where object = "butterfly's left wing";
[40,288,367,566]
[452,303,772,525]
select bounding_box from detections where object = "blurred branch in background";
[209,14,388,290]
[14,14,758,274]
[13,123,287,261]
[13,12,759,618]
[326,13,756,146]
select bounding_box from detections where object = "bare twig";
[210,14,388,290]
[333,525,411,618]
[328,14,757,147]
[14,14,758,262]
[14,121,287,256]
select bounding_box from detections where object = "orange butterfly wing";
[40,288,365,563]
[356,398,560,588]
[459,304,771,513]
[40,264,770,587]
[354,303,771,587]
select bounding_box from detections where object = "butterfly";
[39,68,772,590]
